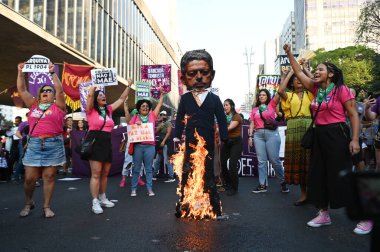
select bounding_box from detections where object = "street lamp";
[244,47,254,110]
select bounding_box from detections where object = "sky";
[176,0,294,108]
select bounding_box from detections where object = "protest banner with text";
[141,65,171,99]
[127,123,155,143]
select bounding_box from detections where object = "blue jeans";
[153,145,174,177]
[253,129,284,185]
[131,144,155,191]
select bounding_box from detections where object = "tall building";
[275,11,296,74]
[0,0,180,113]
[294,0,374,52]
[263,40,276,74]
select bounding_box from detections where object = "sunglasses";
[41,89,53,93]
[186,69,211,78]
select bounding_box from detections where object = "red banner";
[62,63,94,111]
[7,86,23,108]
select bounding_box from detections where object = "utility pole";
[244,47,254,109]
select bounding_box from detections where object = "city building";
[0,0,181,115]
[294,0,375,52]
[275,11,296,74]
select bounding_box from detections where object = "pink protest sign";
[141,64,171,99]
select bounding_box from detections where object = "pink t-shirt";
[128,112,157,145]
[28,101,65,137]
[250,99,277,129]
[87,106,115,132]
[311,84,354,125]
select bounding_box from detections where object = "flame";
[171,130,217,220]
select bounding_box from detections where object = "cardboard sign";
[22,55,50,73]
[127,123,154,143]
[90,68,117,86]
[135,81,151,103]
[141,64,171,100]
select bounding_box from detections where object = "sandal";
[43,207,55,218]
[19,202,35,217]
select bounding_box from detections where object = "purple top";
[17,121,29,137]
[371,96,380,125]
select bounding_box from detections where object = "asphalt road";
[0,175,370,252]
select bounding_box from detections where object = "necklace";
[138,114,149,123]
[226,113,233,124]
[317,83,335,104]
[289,91,304,118]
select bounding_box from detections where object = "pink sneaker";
[138,177,145,186]
[307,210,331,227]
[119,179,126,188]
[354,220,373,235]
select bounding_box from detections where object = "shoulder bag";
[259,110,278,130]
[77,115,106,160]
[301,102,322,149]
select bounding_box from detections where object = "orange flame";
[171,130,217,220]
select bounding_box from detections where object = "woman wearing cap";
[125,88,166,197]
[17,61,66,218]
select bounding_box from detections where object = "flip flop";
[19,202,35,217]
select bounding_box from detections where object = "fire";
[171,130,217,220]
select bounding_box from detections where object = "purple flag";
[28,64,59,97]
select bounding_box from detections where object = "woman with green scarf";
[283,44,370,235]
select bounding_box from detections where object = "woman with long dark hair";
[283,44,370,235]
[248,89,289,194]
[220,99,243,196]
[86,80,131,214]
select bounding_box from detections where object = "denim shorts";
[23,135,66,167]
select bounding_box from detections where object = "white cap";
[160,111,167,115]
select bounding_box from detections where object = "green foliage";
[310,45,380,92]
[356,1,380,47]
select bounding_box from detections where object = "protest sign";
[135,81,151,103]
[277,54,299,75]
[256,75,281,97]
[127,123,155,143]
[79,81,104,112]
[22,55,50,73]
[141,64,171,99]
[91,68,117,86]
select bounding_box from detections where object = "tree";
[310,46,380,92]
[356,1,380,48]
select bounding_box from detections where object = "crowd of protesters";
[1,46,378,236]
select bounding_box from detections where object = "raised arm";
[111,78,132,111]
[153,88,166,117]
[299,59,314,79]
[364,96,377,121]
[277,70,294,100]
[17,63,34,108]
[283,44,314,91]
[49,62,65,111]
[86,86,96,112]
[123,97,131,123]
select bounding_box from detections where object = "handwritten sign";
[127,123,154,143]
[22,55,50,73]
[90,68,117,86]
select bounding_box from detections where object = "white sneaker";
[131,190,137,197]
[99,195,115,208]
[148,190,155,196]
[92,199,103,214]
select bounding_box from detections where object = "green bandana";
[138,114,149,123]
[38,103,53,111]
[226,113,233,124]
[317,83,335,104]
[99,107,106,118]
[259,104,267,112]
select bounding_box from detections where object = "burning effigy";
[172,131,220,220]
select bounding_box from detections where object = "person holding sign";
[125,88,166,197]
[86,79,132,215]
[17,61,66,218]
[283,44,364,233]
